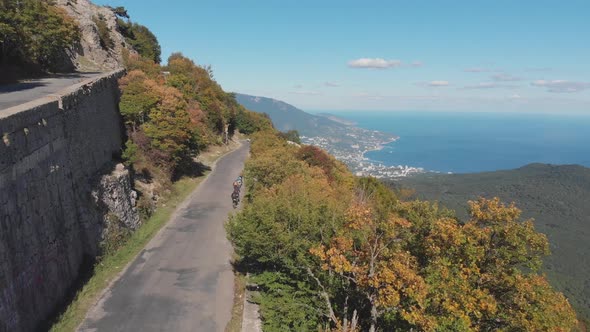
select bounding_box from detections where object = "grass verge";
[225,272,247,332]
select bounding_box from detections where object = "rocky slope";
[57,0,137,71]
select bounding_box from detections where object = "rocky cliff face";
[56,0,136,72]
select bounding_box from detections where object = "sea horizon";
[308,109,590,117]
[310,110,590,174]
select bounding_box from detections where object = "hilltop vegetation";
[395,163,590,324]
[228,132,577,331]
[115,10,161,63]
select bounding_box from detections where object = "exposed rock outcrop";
[56,0,137,72]
[92,163,141,233]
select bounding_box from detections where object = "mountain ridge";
[234,93,348,136]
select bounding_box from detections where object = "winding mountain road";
[0,73,100,111]
[79,142,249,332]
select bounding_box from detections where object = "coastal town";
[300,126,425,179]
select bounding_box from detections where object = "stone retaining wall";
[0,70,138,331]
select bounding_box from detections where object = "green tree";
[0,0,79,72]
[228,170,347,330]
[111,6,129,19]
[141,84,192,167]
[117,20,161,63]
[235,106,273,134]
[127,23,160,63]
[118,70,159,130]
[278,129,301,144]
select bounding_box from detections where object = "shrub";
[93,15,114,50]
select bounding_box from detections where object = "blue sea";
[323,111,590,174]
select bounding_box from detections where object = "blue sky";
[95,0,590,113]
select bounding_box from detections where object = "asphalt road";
[79,142,249,332]
[0,73,100,111]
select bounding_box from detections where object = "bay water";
[323,111,590,174]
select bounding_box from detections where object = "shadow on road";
[48,72,103,79]
[173,160,212,181]
[0,81,48,93]
[0,72,102,93]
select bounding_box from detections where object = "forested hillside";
[228,133,577,331]
[395,163,590,325]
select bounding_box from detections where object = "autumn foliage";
[228,133,578,331]
[118,53,271,181]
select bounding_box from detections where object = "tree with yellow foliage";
[311,198,430,332]
[418,197,577,331]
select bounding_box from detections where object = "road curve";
[79,142,249,332]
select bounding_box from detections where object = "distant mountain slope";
[316,113,357,126]
[394,163,590,322]
[234,93,347,136]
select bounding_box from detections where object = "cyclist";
[231,190,240,207]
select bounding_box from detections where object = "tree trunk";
[369,303,378,332]
[306,267,339,326]
[350,309,358,331]
[343,296,349,332]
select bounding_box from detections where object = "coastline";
[302,127,426,179]
[360,137,398,162]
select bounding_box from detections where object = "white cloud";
[531,80,590,93]
[462,82,517,89]
[464,67,490,73]
[352,92,384,100]
[525,67,552,72]
[348,58,402,69]
[492,73,522,82]
[290,90,322,96]
[410,61,423,67]
[427,80,450,87]
[324,81,340,87]
[509,94,522,99]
